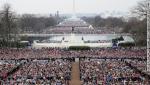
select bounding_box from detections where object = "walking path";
[69,62,81,85]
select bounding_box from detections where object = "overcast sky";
[0,0,142,15]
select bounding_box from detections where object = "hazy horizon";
[0,0,143,17]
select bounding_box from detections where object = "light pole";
[147,0,150,72]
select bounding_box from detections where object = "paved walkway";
[69,62,81,85]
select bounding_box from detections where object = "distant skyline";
[0,0,143,16]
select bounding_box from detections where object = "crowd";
[57,19,89,27]
[44,19,118,34]
[0,48,146,59]
[0,47,147,84]
[45,27,95,34]
[126,59,147,72]
[0,58,148,85]
[42,17,122,34]
[80,59,150,85]
[0,60,21,82]
[3,59,71,85]
[45,27,117,34]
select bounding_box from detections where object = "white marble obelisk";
[71,0,77,20]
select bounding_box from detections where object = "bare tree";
[0,3,18,47]
[132,0,150,19]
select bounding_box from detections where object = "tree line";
[0,4,61,33]
[0,4,60,47]
[82,0,148,46]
